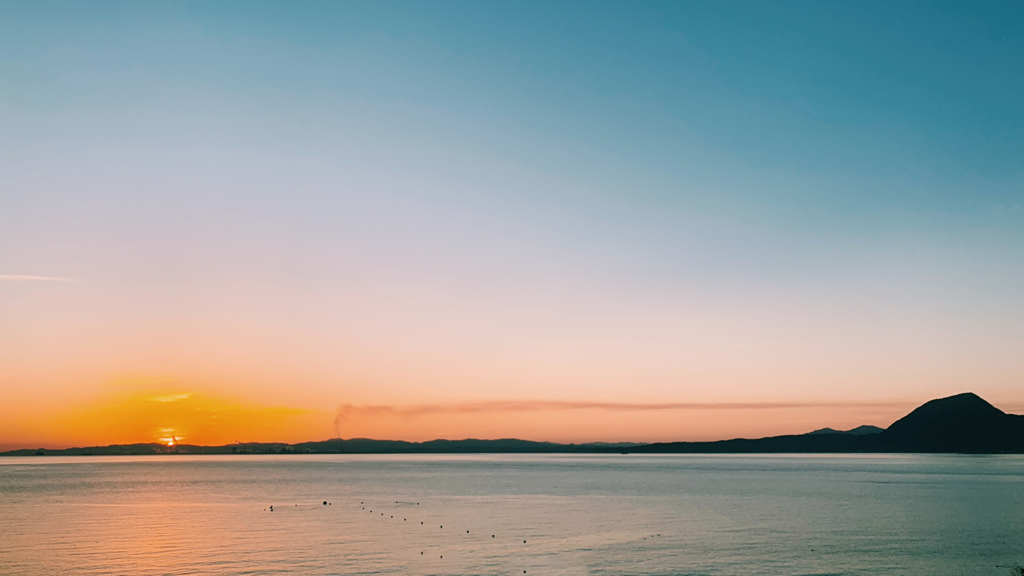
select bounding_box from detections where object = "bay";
[1,454,1022,575]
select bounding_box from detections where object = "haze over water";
[3,454,1022,576]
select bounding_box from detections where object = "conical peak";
[912,392,1002,416]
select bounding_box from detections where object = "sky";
[1,1,1022,450]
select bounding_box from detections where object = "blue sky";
[4,2,1021,231]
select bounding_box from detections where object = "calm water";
[1,454,1022,575]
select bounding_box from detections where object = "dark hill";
[633,392,1024,454]
[807,425,884,436]
[0,439,640,456]
[290,438,639,454]
[629,432,882,454]
[4,392,1022,456]
[881,392,1024,453]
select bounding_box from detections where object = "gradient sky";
[2,1,1023,450]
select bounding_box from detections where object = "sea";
[1,454,1022,576]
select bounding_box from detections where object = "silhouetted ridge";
[807,425,883,436]
[881,392,1024,453]
[6,392,1023,455]
[629,393,1024,454]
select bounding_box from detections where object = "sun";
[157,428,181,447]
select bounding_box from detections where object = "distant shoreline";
[7,392,1024,456]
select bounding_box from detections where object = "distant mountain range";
[1,438,642,457]
[5,393,1023,456]
[633,393,1024,454]
[806,425,884,436]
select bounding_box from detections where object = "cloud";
[150,393,193,403]
[0,275,81,283]
[332,399,910,436]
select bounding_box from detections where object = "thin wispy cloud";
[333,400,910,437]
[0,275,82,283]
[150,393,194,403]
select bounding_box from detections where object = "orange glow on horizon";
[3,373,1017,452]
[0,380,920,451]
[0,379,330,450]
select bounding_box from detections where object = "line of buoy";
[356,498,654,575]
